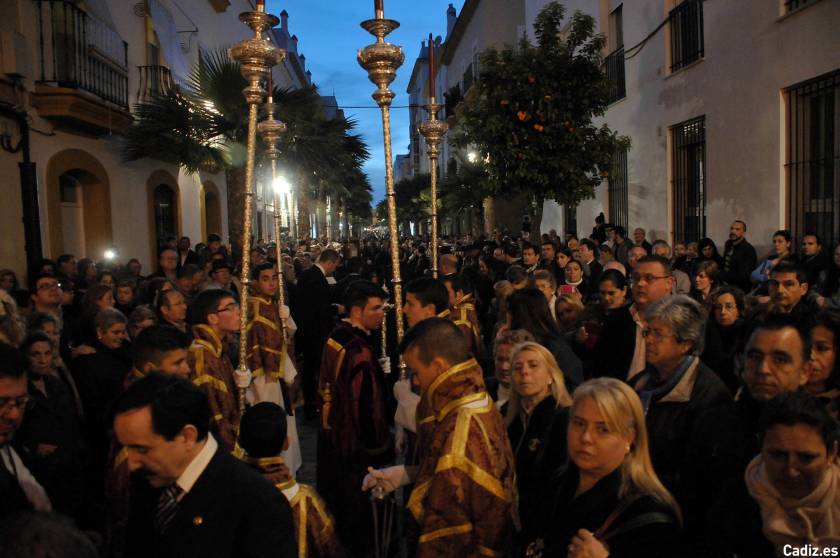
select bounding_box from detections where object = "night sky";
[267,0,464,205]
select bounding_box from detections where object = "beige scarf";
[745,455,840,552]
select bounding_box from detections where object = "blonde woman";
[534,378,681,558]
[506,342,573,539]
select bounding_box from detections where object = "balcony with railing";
[137,65,177,103]
[32,0,132,136]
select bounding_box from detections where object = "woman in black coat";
[531,378,681,557]
[506,288,584,391]
[71,307,132,520]
[505,342,573,543]
[16,332,88,524]
[702,286,747,394]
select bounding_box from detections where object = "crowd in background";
[0,212,839,557]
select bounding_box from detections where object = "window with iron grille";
[463,62,474,93]
[786,69,840,249]
[669,0,704,72]
[671,116,706,243]
[609,147,629,231]
[784,0,817,14]
[605,5,625,104]
[564,205,578,236]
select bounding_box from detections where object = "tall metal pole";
[258,80,289,347]
[358,1,406,377]
[229,2,283,416]
[419,34,447,279]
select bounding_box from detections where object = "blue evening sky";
[267,0,464,205]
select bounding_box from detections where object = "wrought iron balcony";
[137,65,177,103]
[32,0,131,135]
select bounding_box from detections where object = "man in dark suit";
[294,248,340,419]
[176,236,202,270]
[113,373,296,558]
[0,342,52,518]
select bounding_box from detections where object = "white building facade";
[0,0,311,279]
[526,0,840,254]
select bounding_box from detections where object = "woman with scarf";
[736,392,840,557]
[628,295,748,556]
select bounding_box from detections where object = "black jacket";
[539,333,583,392]
[126,444,297,558]
[590,304,636,380]
[507,399,569,535]
[294,265,336,348]
[629,360,749,556]
[178,249,202,269]
[71,342,132,503]
[721,238,757,292]
[14,374,87,522]
[0,459,32,519]
[800,251,831,290]
[538,468,680,558]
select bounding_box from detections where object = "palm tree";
[123,48,370,253]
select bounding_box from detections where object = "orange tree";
[452,2,629,210]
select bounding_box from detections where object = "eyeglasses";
[0,395,31,413]
[714,303,738,312]
[642,328,675,342]
[631,273,669,285]
[37,281,61,291]
[212,302,239,314]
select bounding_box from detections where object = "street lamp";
[273,175,291,196]
[467,150,478,163]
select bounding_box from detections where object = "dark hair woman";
[805,310,840,418]
[506,288,583,392]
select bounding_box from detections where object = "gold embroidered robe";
[188,324,238,449]
[439,294,484,359]
[246,295,287,382]
[241,455,347,558]
[408,358,516,557]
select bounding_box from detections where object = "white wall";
[525,0,840,255]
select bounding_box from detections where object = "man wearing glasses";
[0,343,52,517]
[593,255,675,380]
[29,274,63,321]
[187,290,244,450]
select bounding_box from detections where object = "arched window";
[153,184,177,248]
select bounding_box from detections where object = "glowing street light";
[273,175,291,196]
[467,150,478,163]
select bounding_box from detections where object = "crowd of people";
[0,218,839,557]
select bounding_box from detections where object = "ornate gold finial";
[358,1,407,379]
[257,74,291,351]
[229,4,283,417]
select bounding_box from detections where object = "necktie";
[154,484,182,533]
